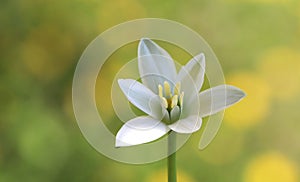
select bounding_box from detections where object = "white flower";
[116,38,245,147]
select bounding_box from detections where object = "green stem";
[168,133,177,182]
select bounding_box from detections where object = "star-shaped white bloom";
[116,38,245,147]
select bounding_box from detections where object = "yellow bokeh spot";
[146,169,196,182]
[224,72,271,130]
[244,152,298,182]
[20,25,75,81]
[96,0,146,31]
[258,47,300,101]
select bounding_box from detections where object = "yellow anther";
[174,82,181,95]
[161,97,168,108]
[158,84,163,98]
[171,95,178,109]
[179,92,184,105]
[164,81,171,98]
[158,82,183,110]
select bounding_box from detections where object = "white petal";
[170,106,180,123]
[168,115,202,134]
[115,116,170,147]
[174,55,203,112]
[138,38,177,94]
[177,53,205,92]
[199,85,246,117]
[118,79,164,120]
[181,93,199,119]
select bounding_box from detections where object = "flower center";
[158,81,184,112]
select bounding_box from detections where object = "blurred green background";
[1,0,300,181]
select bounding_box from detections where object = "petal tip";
[115,132,133,147]
[198,52,205,59]
[115,139,129,148]
[117,79,130,89]
[117,78,124,84]
[140,37,151,42]
[240,90,247,98]
[195,52,205,60]
[195,53,205,67]
[228,85,247,99]
[139,38,153,48]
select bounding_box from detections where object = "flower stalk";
[168,133,177,182]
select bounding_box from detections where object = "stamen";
[158,84,163,98]
[158,82,184,111]
[174,82,181,95]
[179,92,184,105]
[171,95,178,108]
[164,81,171,98]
